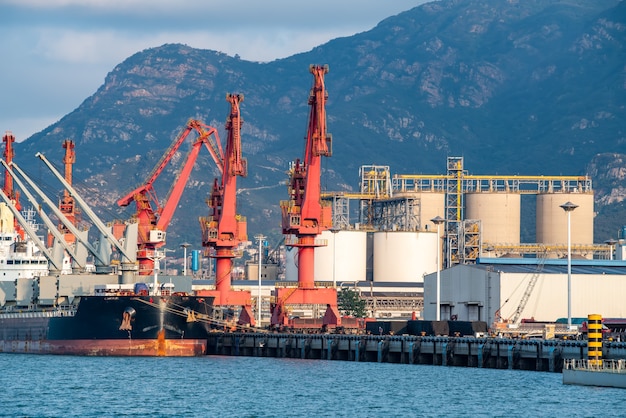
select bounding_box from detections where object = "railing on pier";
[564,359,626,374]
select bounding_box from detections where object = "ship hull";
[0,338,207,356]
[563,368,626,389]
[0,294,215,356]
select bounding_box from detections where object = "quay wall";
[207,333,626,373]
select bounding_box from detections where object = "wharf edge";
[206,332,626,373]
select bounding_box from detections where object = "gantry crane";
[117,119,221,275]
[2,131,24,238]
[272,65,340,327]
[198,93,255,326]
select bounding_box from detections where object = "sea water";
[0,353,624,417]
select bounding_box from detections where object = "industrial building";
[423,258,626,324]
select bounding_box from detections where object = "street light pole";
[330,227,340,287]
[255,234,265,327]
[431,216,445,321]
[180,243,190,276]
[560,201,578,330]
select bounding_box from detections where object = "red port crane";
[198,93,255,326]
[117,119,221,275]
[2,131,24,238]
[49,139,80,246]
[271,65,340,327]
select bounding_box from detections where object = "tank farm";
[3,65,626,372]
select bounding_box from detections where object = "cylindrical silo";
[465,192,521,245]
[284,231,368,284]
[419,191,446,232]
[373,231,437,282]
[536,193,594,246]
[314,230,367,284]
[393,190,445,231]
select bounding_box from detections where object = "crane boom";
[0,159,81,266]
[36,152,134,263]
[218,93,247,235]
[156,124,221,231]
[10,162,104,265]
[510,253,548,324]
[301,65,331,230]
[117,120,222,208]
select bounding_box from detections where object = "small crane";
[117,119,221,275]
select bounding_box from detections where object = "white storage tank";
[314,230,367,284]
[536,193,594,246]
[284,231,368,284]
[373,231,437,283]
[465,192,521,245]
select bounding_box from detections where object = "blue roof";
[473,258,626,275]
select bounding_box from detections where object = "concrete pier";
[207,333,626,373]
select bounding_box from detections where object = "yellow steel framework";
[320,159,595,265]
[393,174,592,194]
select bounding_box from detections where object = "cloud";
[34,29,129,64]
[0,0,427,139]
[2,0,423,29]
[32,27,362,65]
[0,116,59,143]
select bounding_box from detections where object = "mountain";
[14,0,626,249]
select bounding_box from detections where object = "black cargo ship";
[0,294,216,356]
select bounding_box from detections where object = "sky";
[0,0,428,142]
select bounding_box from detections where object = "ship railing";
[564,358,626,373]
[0,306,77,319]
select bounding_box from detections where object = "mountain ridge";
[13,0,626,247]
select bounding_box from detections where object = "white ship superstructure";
[0,203,49,281]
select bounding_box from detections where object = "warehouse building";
[423,258,626,324]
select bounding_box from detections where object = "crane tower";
[2,131,23,238]
[272,65,340,326]
[197,93,255,326]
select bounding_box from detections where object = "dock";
[207,332,626,373]
[563,359,626,388]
